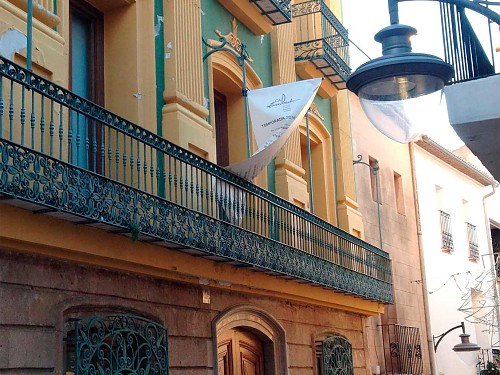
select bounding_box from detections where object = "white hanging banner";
[226,78,322,180]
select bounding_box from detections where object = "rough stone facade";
[0,251,368,374]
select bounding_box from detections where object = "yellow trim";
[6,0,61,29]
[1,0,64,44]
[0,203,384,316]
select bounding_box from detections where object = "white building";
[413,136,499,375]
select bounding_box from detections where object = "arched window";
[206,43,263,181]
[64,314,168,375]
[315,334,354,375]
[299,111,336,222]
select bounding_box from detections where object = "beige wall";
[349,93,431,374]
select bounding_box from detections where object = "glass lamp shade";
[346,24,454,143]
[455,351,479,366]
[453,333,481,366]
[358,76,445,143]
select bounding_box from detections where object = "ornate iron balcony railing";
[466,222,479,260]
[292,0,350,90]
[250,0,292,25]
[0,57,392,303]
[439,2,495,84]
[439,210,454,252]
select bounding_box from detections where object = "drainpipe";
[408,142,437,375]
[482,183,500,348]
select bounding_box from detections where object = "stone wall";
[0,251,367,375]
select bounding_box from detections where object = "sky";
[342,0,500,151]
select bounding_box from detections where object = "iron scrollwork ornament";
[74,314,168,375]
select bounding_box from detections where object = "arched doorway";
[213,306,287,375]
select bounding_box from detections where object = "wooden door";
[217,328,264,375]
[214,90,229,167]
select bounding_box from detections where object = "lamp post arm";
[433,322,465,351]
[396,0,500,24]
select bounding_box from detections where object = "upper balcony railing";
[0,57,393,303]
[439,2,495,84]
[292,0,350,90]
[250,0,292,25]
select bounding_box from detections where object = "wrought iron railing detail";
[380,324,423,375]
[439,210,454,252]
[319,336,354,375]
[466,222,479,260]
[439,3,495,84]
[292,0,350,90]
[250,0,292,25]
[68,314,168,375]
[0,57,393,303]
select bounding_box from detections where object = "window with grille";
[315,335,354,375]
[466,223,479,260]
[380,324,423,375]
[64,314,168,375]
[439,210,454,252]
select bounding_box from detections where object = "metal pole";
[306,112,314,214]
[27,0,33,71]
[389,0,400,24]
[241,44,251,159]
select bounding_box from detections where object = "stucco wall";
[414,145,496,375]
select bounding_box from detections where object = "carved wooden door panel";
[217,328,264,375]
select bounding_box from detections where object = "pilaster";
[162,0,215,162]
[332,90,365,236]
[272,23,311,210]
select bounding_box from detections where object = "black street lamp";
[433,321,481,366]
[346,0,500,143]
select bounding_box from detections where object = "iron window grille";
[466,222,479,260]
[439,210,454,252]
[315,335,354,375]
[65,314,169,375]
[380,324,423,375]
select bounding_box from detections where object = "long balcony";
[0,57,393,304]
[292,0,350,90]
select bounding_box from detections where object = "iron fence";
[0,56,393,302]
[380,324,424,375]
